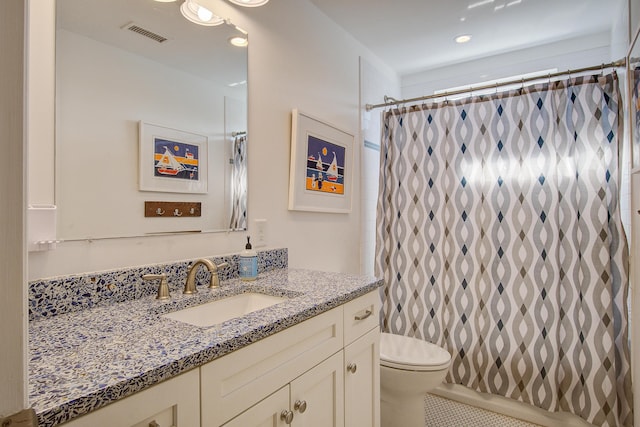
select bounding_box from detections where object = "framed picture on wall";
[628,25,640,170]
[139,121,208,194]
[288,110,354,213]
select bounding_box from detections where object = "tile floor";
[425,393,542,427]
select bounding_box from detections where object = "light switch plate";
[254,219,267,247]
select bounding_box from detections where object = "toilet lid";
[380,333,451,371]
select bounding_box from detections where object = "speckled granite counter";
[29,268,382,426]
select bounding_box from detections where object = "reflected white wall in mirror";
[55,0,248,240]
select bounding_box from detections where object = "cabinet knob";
[294,399,308,413]
[280,410,294,424]
[347,363,357,373]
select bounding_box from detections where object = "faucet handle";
[209,262,229,289]
[142,273,170,300]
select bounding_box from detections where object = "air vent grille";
[124,23,168,43]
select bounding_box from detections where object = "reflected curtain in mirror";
[229,134,247,230]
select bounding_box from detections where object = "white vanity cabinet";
[209,291,380,427]
[58,291,380,427]
[201,306,344,426]
[60,368,200,427]
[223,352,345,427]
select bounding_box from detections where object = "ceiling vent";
[122,22,168,43]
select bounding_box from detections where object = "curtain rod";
[365,58,627,111]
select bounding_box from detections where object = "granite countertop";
[29,268,382,427]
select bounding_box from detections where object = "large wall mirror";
[56,0,248,240]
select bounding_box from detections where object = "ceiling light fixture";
[180,0,224,26]
[229,36,248,47]
[227,0,270,7]
[455,34,472,44]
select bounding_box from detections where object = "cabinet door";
[223,386,290,427]
[61,369,200,427]
[201,307,343,426]
[291,351,344,427]
[344,328,380,427]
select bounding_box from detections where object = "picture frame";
[288,109,354,213]
[139,121,208,194]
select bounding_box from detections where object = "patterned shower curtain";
[375,73,633,426]
[229,134,247,230]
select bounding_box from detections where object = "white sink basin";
[162,293,288,327]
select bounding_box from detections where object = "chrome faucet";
[184,259,229,294]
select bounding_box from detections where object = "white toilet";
[380,332,452,427]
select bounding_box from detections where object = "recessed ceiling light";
[229,36,248,47]
[227,0,270,7]
[455,34,472,44]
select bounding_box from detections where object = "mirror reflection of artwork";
[305,135,346,195]
[139,122,208,194]
[154,138,199,181]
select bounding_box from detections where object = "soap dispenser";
[239,236,258,281]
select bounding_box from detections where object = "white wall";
[28,0,398,279]
[359,58,400,275]
[1,0,27,416]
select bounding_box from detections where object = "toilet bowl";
[380,332,451,427]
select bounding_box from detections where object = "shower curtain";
[229,134,247,230]
[375,72,633,426]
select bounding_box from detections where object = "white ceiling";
[309,0,623,76]
[57,0,248,86]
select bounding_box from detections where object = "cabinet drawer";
[201,306,343,426]
[343,291,379,345]
[61,369,200,427]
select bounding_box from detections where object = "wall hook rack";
[145,201,201,217]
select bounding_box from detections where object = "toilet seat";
[380,332,451,372]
